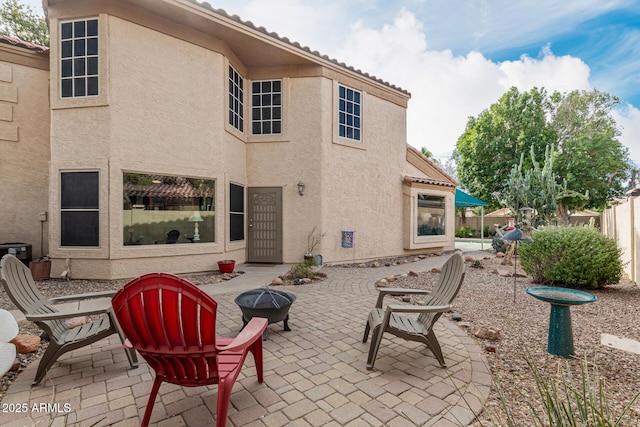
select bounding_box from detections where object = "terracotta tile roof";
[125,176,214,198]
[0,34,48,53]
[403,175,456,188]
[187,0,410,96]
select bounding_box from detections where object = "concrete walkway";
[2,254,492,427]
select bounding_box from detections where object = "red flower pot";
[218,260,235,274]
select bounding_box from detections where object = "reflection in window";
[123,173,215,245]
[417,195,445,236]
[229,183,245,241]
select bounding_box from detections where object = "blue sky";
[23,0,640,163]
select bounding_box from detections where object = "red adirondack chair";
[111,273,267,427]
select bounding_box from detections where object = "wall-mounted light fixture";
[297,181,305,196]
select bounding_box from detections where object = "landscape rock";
[371,261,380,268]
[386,275,396,282]
[10,358,20,371]
[358,263,367,268]
[10,335,41,354]
[496,252,505,258]
[451,313,463,321]
[464,255,475,263]
[431,267,442,273]
[402,296,411,302]
[65,316,88,329]
[409,270,419,277]
[271,277,284,286]
[413,257,420,262]
[377,279,388,287]
[418,254,427,259]
[484,343,497,353]
[471,325,502,341]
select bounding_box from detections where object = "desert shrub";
[455,227,477,238]
[519,226,622,289]
[290,262,316,279]
[492,234,507,253]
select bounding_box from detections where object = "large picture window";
[229,183,245,241]
[338,84,361,141]
[60,18,99,98]
[123,173,215,245]
[417,194,446,236]
[61,171,99,246]
[251,80,282,135]
[228,65,244,132]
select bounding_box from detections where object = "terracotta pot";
[217,260,235,274]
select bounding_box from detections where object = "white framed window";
[251,80,282,135]
[338,84,361,141]
[60,18,99,98]
[228,65,244,132]
[417,195,446,236]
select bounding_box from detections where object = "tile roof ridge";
[0,34,48,53]
[188,0,410,96]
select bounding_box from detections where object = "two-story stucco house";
[0,0,457,280]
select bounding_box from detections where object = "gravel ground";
[2,255,640,425]
[361,253,640,425]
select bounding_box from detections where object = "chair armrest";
[26,307,110,321]
[217,317,268,353]
[375,287,431,308]
[48,290,117,302]
[386,304,452,314]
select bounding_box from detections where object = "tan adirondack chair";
[0,254,138,385]
[363,251,465,370]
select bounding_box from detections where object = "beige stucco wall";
[42,1,451,278]
[0,47,50,260]
[48,15,249,279]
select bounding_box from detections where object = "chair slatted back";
[418,252,465,327]
[111,273,220,385]
[0,255,68,339]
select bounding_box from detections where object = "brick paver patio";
[2,255,491,426]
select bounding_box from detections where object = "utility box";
[0,242,32,266]
[29,259,52,281]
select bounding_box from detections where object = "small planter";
[217,260,235,274]
[29,259,51,281]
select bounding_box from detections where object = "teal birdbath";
[526,286,597,358]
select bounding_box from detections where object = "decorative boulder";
[0,309,19,377]
[11,335,41,354]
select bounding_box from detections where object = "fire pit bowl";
[234,288,296,331]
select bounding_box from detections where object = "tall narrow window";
[252,80,282,135]
[229,183,245,241]
[61,171,99,246]
[228,66,244,132]
[338,85,361,141]
[61,18,99,98]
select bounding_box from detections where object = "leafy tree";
[551,89,631,209]
[454,87,632,212]
[0,0,49,46]
[453,87,555,206]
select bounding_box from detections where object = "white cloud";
[331,9,598,157]
[614,104,640,165]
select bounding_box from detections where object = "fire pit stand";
[234,288,296,334]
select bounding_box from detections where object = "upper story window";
[338,85,361,141]
[251,80,282,135]
[61,18,99,98]
[228,66,244,132]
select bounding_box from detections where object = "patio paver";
[2,254,491,426]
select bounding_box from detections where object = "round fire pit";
[234,288,296,331]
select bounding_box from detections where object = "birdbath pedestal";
[526,286,597,358]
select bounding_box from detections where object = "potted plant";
[217,259,235,274]
[305,226,326,265]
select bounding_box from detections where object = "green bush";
[492,234,507,253]
[290,262,316,280]
[455,227,478,238]
[519,226,623,289]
